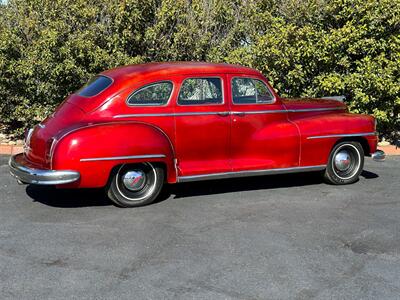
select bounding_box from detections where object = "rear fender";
[52,122,176,188]
[291,113,377,166]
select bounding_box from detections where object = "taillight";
[45,137,57,164]
[23,128,34,153]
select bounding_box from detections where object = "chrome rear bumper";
[9,153,80,185]
[372,150,385,162]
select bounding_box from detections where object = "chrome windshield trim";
[178,165,326,182]
[80,154,166,162]
[307,132,376,140]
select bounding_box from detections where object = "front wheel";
[107,163,164,207]
[324,141,364,185]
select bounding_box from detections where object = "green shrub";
[0,0,399,140]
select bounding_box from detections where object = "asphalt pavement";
[0,155,399,299]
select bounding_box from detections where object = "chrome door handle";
[217,111,230,117]
[232,111,245,116]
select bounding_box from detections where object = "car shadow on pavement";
[25,169,379,207]
[26,185,112,208]
[361,170,379,179]
[161,169,380,201]
[164,171,324,200]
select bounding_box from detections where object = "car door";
[174,74,231,177]
[228,74,300,171]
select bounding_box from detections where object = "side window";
[178,77,223,105]
[127,81,173,106]
[232,78,274,104]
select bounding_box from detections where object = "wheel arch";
[333,136,370,156]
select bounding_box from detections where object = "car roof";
[101,62,262,80]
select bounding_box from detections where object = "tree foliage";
[0,0,399,139]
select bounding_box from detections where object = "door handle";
[232,111,245,116]
[217,111,230,117]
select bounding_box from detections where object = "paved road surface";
[1,155,399,299]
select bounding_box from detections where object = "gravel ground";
[0,155,399,299]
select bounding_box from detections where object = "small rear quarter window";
[127,81,173,106]
[78,75,113,97]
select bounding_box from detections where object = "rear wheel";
[324,141,364,185]
[107,163,164,207]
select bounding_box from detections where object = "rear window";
[78,75,113,97]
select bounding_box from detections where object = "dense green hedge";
[0,0,399,139]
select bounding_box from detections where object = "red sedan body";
[10,62,383,205]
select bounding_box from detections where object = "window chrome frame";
[177,76,225,107]
[126,80,174,107]
[231,76,276,105]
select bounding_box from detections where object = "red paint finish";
[17,62,377,188]
[227,74,300,170]
[173,74,231,176]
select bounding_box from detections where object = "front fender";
[52,122,176,188]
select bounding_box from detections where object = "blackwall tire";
[323,141,364,185]
[107,163,164,207]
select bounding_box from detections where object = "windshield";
[78,75,113,97]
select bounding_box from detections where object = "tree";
[0,0,399,140]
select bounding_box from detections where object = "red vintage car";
[9,62,385,207]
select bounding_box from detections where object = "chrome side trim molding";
[114,107,344,118]
[241,110,287,115]
[114,113,172,118]
[177,165,326,182]
[287,107,345,113]
[114,112,226,118]
[80,154,166,162]
[307,132,376,140]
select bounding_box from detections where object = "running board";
[177,165,326,183]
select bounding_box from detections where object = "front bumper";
[9,153,80,185]
[372,150,385,162]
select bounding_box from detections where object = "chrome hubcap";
[122,170,146,191]
[334,150,351,171]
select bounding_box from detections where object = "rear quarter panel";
[52,122,176,188]
[289,112,377,166]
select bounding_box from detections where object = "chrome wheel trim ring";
[332,144,361,180]
[116,163,157,202]
[122,170,146,191]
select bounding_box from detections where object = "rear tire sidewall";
[324,141,364,185]
[107,163,164,207]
